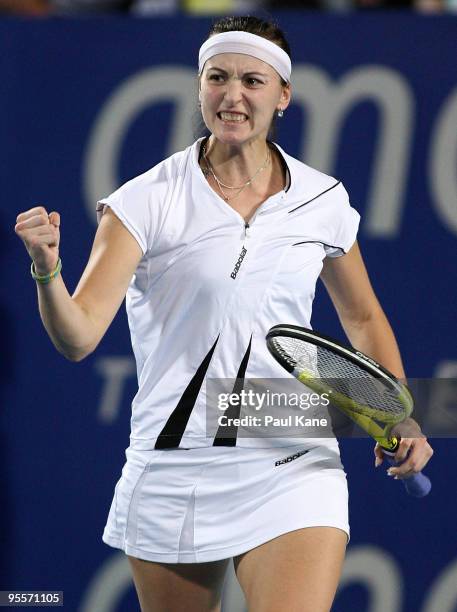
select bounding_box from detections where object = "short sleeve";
[95,159,171,257]
[96,188,149,256]
[324,183,360,258]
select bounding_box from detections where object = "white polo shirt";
[97,137,360,450]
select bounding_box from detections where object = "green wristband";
[31,258,62,284]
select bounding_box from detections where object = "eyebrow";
[206,66,269,78]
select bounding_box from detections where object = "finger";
[395,437,429,463]
[388,461,418,479]
[374,443,384,457]
[48,211,60,227]
[390,464,421,480]
[374,444,384,467]
[19,226,59,249]
[388,441,433,477]
[394,438,413,463]
[15,212,50,231]
[17,224,57,241]
[16,206,48,224]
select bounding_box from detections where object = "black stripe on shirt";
[154,335,219,449]
[292,240,347,255]
[213,335,253,447]
[288,181,341,214]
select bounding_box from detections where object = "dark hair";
[193,15,291,141]
[209,15,291,87]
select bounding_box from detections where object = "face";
[199,52,291,147]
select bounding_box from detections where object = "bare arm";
[320,241,433,474]
[320,241,405,380]
[15,206,143,361]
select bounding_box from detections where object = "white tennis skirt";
[102,442,349,563]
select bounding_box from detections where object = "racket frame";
[266,324,413,451]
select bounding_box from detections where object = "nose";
[223,76,243,105]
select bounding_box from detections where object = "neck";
[204,136,271,185]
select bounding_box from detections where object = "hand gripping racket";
[266,324,431,497]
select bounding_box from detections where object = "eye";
[246,77,263,86]
[208,74,224,82]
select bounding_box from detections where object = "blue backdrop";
[1,14,456,612]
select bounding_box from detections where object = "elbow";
[64,351,88,363]
[58,342,97,362]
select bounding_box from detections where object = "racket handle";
[383,451,432,498]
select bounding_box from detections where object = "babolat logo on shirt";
[275,448,310,466]
[230,246,247,279]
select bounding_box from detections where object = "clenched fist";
[15,206,60,276]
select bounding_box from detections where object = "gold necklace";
[202,144,271,202]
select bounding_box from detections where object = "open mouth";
[217,112,249,123]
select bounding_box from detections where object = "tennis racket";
[266,324,431,497]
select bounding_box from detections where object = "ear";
[279,83,292,112]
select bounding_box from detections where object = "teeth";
[220,112,247,122]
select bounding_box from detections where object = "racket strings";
[272,336,406,419]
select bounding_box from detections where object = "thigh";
[127,555,230,612]
[233,527,347,612]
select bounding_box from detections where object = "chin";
[212,132,245,146]
[211,127,264,147]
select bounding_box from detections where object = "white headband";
[198,31,291,84]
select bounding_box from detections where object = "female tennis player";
[15,15,433,612]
